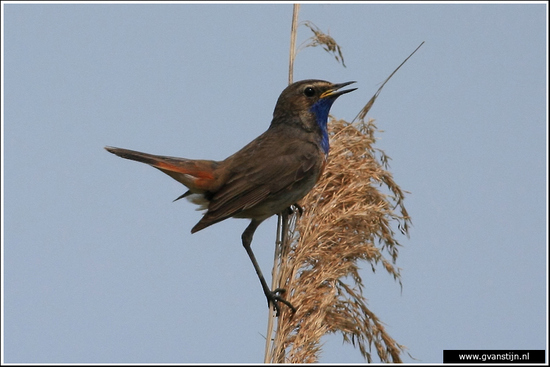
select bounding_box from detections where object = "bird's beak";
[320,81,357,99]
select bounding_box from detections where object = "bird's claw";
[287,203,304,217]
[267,288,296,317]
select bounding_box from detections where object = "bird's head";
[273,79,356,119]
[272,79,356,153]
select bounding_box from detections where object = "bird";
[105,79,356,316]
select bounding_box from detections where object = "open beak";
[320,81,357,99]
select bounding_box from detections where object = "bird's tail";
[104,146,220,193]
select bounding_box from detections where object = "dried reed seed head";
[268,118,410,363]
[300,21,346,67]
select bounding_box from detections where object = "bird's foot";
[267,288,296,317]
[286,203,304,216]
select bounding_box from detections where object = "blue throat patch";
[309,98,336,155]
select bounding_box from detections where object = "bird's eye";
[303,87,316,97]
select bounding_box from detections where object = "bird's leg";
[242,219,297,316]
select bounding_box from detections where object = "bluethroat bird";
[105,79,356,315]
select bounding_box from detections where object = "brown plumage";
[105,79,356,315]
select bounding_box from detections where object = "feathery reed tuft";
[266,118,411,363]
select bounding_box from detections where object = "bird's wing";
[191,130,323,232]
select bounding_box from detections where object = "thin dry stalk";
[288,4,300,85]
[264,4,301,363]
[352,41,424,123]
[267,118,411,363]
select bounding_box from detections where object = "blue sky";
[2,2,547,364]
